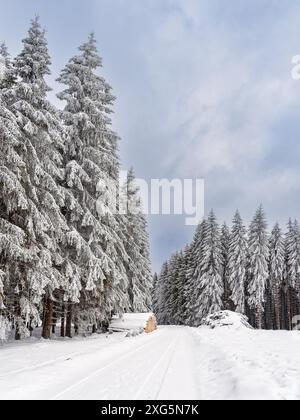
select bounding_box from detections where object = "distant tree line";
[0,18,152,341]
[153,206,300,330]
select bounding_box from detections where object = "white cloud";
[90,0,300,267]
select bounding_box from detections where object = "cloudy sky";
[1,0,300,271]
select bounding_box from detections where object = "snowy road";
[1,325,300,400]
[0,327,200,400]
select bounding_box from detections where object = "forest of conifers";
[1,18,299,344]
[153,207,300,331]
[0,18,152,341]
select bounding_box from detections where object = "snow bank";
[200,310,253,330]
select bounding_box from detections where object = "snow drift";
[200,310,253,330]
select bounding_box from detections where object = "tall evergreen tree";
[247,206,269,329]
[228,211,247,314]
[220,222,230,310]
[156,262,169,324]
[122,168,152,312]
[170,251,188,325]
[196,210,223,323]
[284,219,300,330]
[152,272,159,314]
[269,223,285,330]
[184,220,206,326]
[165,252,183,325]
[57,33,130,330]
[285,219,300,290]
[0,42,15,89]
[0,79,32,334]
[1,18,69,339]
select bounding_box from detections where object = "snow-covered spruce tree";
[184,219,206,326]
[11,17,73,339]
[292,220,300,320]
[152,273,159,314]
[0,45,16,331]
[0,84,33,339]
[156,262,169,324]
[122,168,152,312]
[269,223,285,330]
[0,42,15,89]
[0,19,70,339]
[156,248,190,326]
[220,222,230,310]
[247,206,269,329]
[173,247,189,325]
[196,210,223,324]
[284,219,300,330]
[182,243,194,326]
[228,211,247,314]
[57,33,130,331]
[163,252,182,325]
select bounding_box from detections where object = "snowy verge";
[193,324,300,400]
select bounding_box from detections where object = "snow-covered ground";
[193,328,300,400]
[1,322,300,400]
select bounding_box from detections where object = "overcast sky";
[1,0,300,271]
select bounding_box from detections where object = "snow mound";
[200,311,253,330]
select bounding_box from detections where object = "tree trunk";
[256,306,262,329]
[14,296,21,340]
[274,286,281,330]
[15,320,21,340]
[290,288,300,329]
[285,287,292,330]
[42,297,53,339]
[60,304,65,337]
[29,320,34,336]
[264,287,273,330]
[52,312,57,334]
[65,303,72,338]
[102,319,109,333]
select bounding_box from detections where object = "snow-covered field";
[1,322,300,400]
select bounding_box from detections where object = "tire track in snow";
[51,331,166,400]
[154,335,179,400]
[133,333,179,400]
